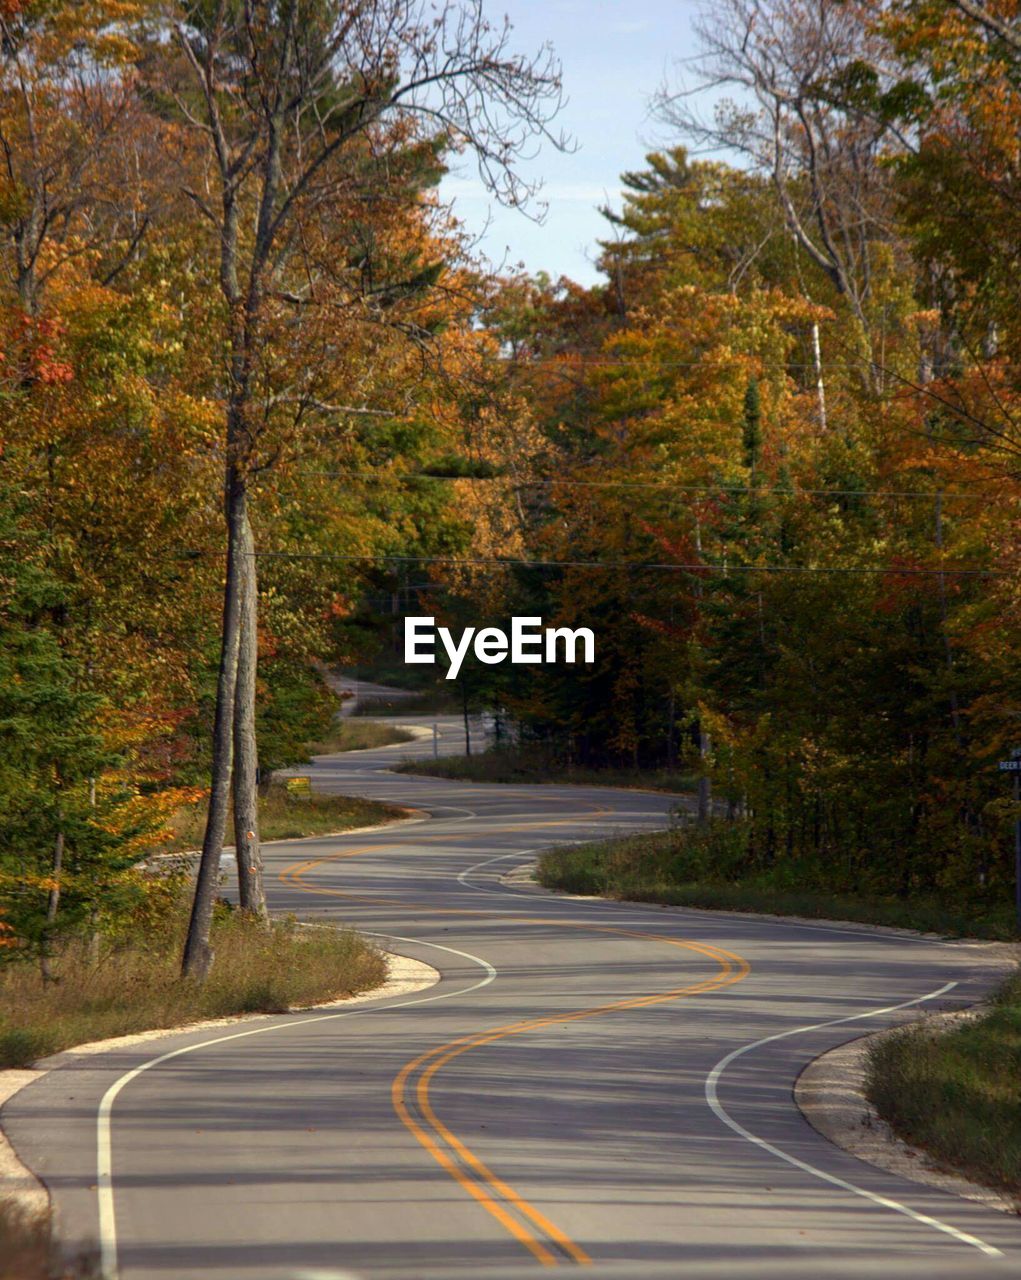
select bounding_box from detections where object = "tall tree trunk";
[182,467,246,979]
[811,321,828,431]
[232,504,267,921]
[697,729,712,824]
[666,688,676,771]
[39,828,64,984]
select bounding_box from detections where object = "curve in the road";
[392,932,749,1268]
[272,753,1012,1270]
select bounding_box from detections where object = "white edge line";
[456,849,545,895]
[97,936,496,1280]
[705,980,1004,1258]
[462,852,1007,1258]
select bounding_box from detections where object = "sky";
[439,1,700,287]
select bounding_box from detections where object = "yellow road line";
[401,934,747,1265]
[280,844,751,1266]
[390,1071,561,1266]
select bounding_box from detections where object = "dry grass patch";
[309,719,414,754]
[0,1203,97,1280]
[0,900,385,1069]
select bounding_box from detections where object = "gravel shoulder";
[795,1011,1020,1216]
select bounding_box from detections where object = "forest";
[2,0,1021,971]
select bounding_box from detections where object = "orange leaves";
[4,1,145,65]
[325,594,355,620]
[636,520,702,568]
[110,785,205,856]
[0,870,58,895]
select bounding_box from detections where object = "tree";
[150,0,566,976]
[743,377,763,472]
[598,148,796,307]
[0,471,119,974]
[655,0,907,388]
[869,0,1021,464]
[0,0,153,317]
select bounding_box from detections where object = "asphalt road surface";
[5,694,1020,1280]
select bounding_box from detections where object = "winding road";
[4,689,1019,1279]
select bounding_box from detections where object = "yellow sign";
[286,776,312,800]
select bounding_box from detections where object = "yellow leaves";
[0,870,58,894]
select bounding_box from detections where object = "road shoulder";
[795,1012,1020,1216]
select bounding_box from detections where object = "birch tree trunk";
[233,504,267,921]
[182,467,246,978]
[811,320,828,431]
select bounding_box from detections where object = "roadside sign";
[286,775,313,799]
[1012,747,1021,759]
[999,761,1021,772]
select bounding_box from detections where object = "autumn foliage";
[2,0,1020,957]
[0,0,539,962]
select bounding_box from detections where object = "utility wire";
[14,544,999,578]
[253,550,1004,578]
[294,470,1012,503]
[497,354,945,371]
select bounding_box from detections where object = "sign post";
[999,748,1021,931]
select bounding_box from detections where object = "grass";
[0,899,386,1069]
[0,1202,100,1280]
[308,718,414,754]
[159,781,405,854]
[397,746,696,794]
[0,1202,96,1280]
[865,969,1021,1198]
[536,826,1020,940]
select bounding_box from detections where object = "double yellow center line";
[280,838,751,1266]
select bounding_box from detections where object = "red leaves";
[875,555,943,613]
[31,316,74,384]
[2,309,74,387]
[637,519,699,564]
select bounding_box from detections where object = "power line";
[501,353,930,372]
[294,470,1010,502]
[12,542,999,578]
[254,550,1003,578]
